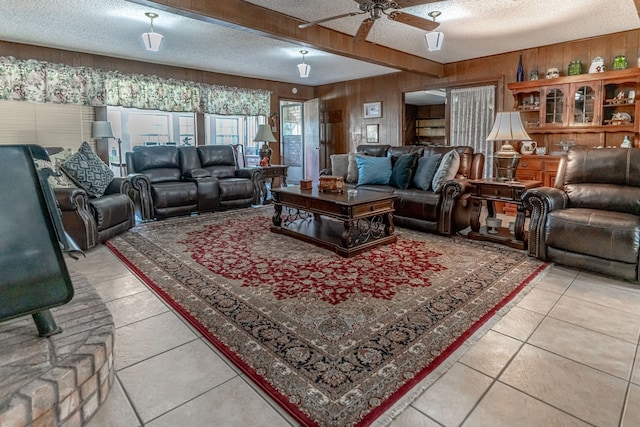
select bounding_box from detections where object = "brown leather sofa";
[522,147,640,281]
[45,147,137,250]
[327,144,484,235]
[126,145,260,220]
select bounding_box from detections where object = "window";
[107,107,196,151]
[205,114,266,167]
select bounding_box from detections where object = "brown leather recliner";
[45,147,137,250]
[523,147,640,281]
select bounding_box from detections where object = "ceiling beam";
[125,0,444,78]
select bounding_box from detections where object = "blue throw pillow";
[356,155,392,186]
[413,153,442,191]
[389,152,418,189]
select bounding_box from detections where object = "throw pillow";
[330,153,349,180]
[346,152,359,184]
[356,154,392,186]
[389,152,418,189]
[431,149,461,193]
[413,153,442,191]
[62,141,114,197]
[34,148,77,189]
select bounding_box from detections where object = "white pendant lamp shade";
[297,63,311,78]
[297,50,310,78]
[142,12,163,52]
[142,31,163,52]
[425,31,444,51]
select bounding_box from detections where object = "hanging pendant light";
[141,12,163,52]
[297,50,310,78]
[425,11,444,52]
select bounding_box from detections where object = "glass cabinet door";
[544,87,565,126]
[571,82,600,126]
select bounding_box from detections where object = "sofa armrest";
[53,187,97,250]
[438,178,473,234]
[103,176,131,196]
[522,187,569,259]
[235,167,261,180]
[236,167,263,205]
[468,153,485,180]
[54,187,89,211]
[128,173,154,221]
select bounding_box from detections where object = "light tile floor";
[73,243,640,427]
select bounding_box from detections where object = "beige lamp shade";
[487,112,531,181]
[91,121,115,139]
[253,124,277,143]
[254,124,277,166]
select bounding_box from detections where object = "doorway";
[280,99,320,183]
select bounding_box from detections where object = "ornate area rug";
[106,207,546,426]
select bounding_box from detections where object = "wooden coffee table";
[270,186,397,257]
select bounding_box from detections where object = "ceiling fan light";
[142,31,163,52]
[425,31,444,51]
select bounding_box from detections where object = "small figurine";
[259,157,269,166]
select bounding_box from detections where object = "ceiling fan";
[298,0,444,42]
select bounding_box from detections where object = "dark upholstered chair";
[126,145,259,220]
[523,147,640,281]
[44,147,136,250]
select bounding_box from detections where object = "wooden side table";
[256,164,288,204]
[468,179,541,250]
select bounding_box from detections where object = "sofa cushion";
[389,152,418,189]
[330,153,349,180]
[356,155,392,186]
[546,208,640,264]
[413,153,442,191]
[62,142,114,197]
[431,149,460,193]
[347,152,359,184]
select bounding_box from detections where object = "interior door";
[303,98,320,181]
[280,99,320,183]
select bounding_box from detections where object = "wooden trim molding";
[126,0,444,78]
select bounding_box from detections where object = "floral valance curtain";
[0,56,270,115]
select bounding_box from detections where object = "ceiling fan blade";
[354,18,375,42]
[394,0,446,7]
[389,11,440,31]
[298,12,365,29]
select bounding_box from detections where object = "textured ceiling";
[0,0,639,94]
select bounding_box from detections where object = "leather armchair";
[522,147,640,281]
[44,147,135,251]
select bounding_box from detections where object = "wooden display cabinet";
[508,68,640,148]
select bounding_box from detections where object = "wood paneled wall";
[316,29,640,160]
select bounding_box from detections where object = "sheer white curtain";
[450,86,496,178]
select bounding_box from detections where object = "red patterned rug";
[106,207,546,426]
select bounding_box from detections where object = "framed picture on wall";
[363,101,382,119]
[366,124,379,143]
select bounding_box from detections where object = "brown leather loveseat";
[326,144,484,235]
[126,145,260,220]
[522,147,640,281]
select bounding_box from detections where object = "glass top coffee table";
[270,185,397,257]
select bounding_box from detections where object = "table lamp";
[486,112,531,181]
[254,124,277,166]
